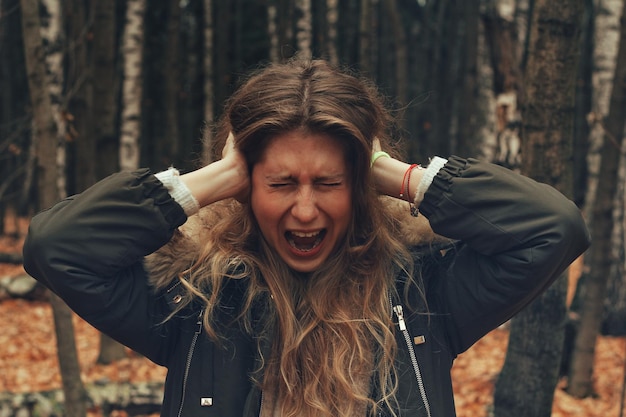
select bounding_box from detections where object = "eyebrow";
[315,174,346,182]
[264,173,347,182]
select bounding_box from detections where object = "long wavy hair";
[173,59,416,417]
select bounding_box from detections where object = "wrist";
[181,158,249,207]
[372,156,425,200]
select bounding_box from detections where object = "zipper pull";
[195,311,203,335]
[393,305,407,331]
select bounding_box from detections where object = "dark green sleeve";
[419,156,590,354]
[22,169,188,366]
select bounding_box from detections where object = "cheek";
[251,189,282,229]
[328,192,353,229]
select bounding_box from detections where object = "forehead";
[258,131,348,171]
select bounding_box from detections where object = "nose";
[291,187,319,223]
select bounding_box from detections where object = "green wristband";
[370,151,390,168]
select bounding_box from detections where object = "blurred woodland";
[2,0,626,416]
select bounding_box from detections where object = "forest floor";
[0,217,624,417]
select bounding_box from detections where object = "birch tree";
[494,1,583,415]
[597,0,626,337]
[585,0,622,214]
[21,0,88,415]
[39,0,66,195]
[120,0,146,172]
[568,0,626,398]
[483,0,523,170]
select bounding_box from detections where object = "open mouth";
[286,230,326,252]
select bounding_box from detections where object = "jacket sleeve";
[418,156,591,354]
[22,169,188,366]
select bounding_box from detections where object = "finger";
[222,132,235,158]
[372,137,382,153]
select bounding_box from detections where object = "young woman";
[23,59,590,417]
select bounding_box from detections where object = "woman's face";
[250,131,352,273]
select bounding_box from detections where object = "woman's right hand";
[180,132,250,207]
[220,132,250,202]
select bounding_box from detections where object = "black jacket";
[23,157,590,417]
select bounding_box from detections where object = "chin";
[283,256,326,274]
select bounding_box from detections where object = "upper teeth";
[291,231,319,237]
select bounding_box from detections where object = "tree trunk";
[572,0,594,209]
[92,0,130,364]
[601,7,626,339]
[483,0,523,170]
[96,333,127,365]
[49,293,89,417]
[178,0,204,172]
[295,0,312,59]
[358,0,378,74]
[602,188,626,336]
[455,0,480,157]
[327,0,339,66]
[203,0,215,162]
[383,0,408,124]
[20,0,88,415]
[568,0,626,398]
[432,0,457,159]
[337,0,359,64]
[66,0,95,194]
[93,0,119,179]
[268,1,279,62]
[163,0,181,166]
[0,0,16,234]
[39,0,66,196]
[584,0,623,218]
[214,1,232,110]
[120,0,146,172]
[493,1,583,416]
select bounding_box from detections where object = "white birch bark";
[295,0,312,59]
[489,0,523,169]
[590,0,626,334]
[39,0,66,198]
[21,1,88,415]
[586,0,622,214]
[119,0,146,172]
[203,0,215,162]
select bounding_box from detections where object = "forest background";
[2,0,626,416]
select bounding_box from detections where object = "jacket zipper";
[176,310,204,417]
[391,300,432,417]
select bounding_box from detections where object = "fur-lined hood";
[144,197,451,289]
